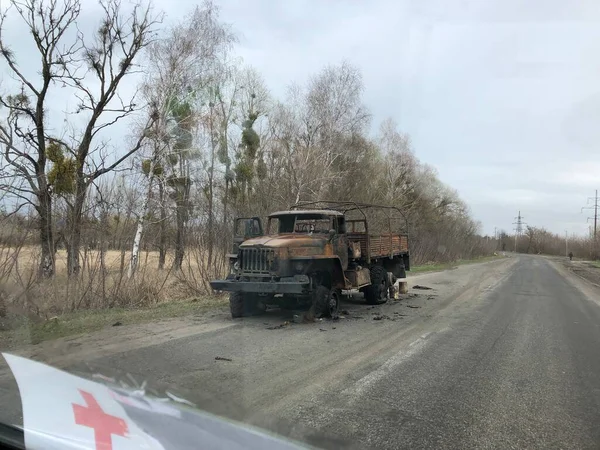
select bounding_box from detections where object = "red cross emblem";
[72,389,129,450]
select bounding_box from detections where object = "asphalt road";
[317,255,600,449]
[3,254,600,449]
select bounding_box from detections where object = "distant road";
[2,255,600,449]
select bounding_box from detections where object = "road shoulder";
[547,257,600,308]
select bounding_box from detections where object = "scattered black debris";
[215,356,232,362]
[427,295,436,300]
[408,293,419,298]
[413,285,433,290]
[406,305,421,309]
[341,310,350,315]
[332,327,336,330]
[112,321,122,327]
[319,328,327,332]
[393,312,407,316]
[351,316,364,319]
[266,321,289,330]
[373,314,391,320]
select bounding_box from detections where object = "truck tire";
[229,292,265,318]
[364,265,389,305]
[312,285,340,318]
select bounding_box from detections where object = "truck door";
[332,216,349,270]
[233,217,263,254]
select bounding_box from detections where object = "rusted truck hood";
[240,234,326,248]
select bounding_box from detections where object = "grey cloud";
[4,0,599,237]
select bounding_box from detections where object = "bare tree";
[265,62,370,206]
[0,0,160,276]
[204,65,242,268]
[141,0,235,271]
[0,0,80,277]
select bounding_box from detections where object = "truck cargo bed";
[347,233,409,259]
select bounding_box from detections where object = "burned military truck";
[210,201,410,318]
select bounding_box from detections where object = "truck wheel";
[364,265,389,305]
[312,285,340,318]
[229,292,265,318]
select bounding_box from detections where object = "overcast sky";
[181,0,599,238]
[3,0,600,237]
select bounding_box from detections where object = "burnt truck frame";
[210,201,410,318]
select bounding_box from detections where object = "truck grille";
[239,248,275,274]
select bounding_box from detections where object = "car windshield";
[2,1,600,449]
[275,214,332,234]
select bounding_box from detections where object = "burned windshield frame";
[267,214,335,234]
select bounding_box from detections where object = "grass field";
[0,246,207,278]
[0,245,226,332]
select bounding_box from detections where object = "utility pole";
[512,211,525,253]
[581,189,599,259]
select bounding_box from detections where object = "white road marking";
[343,326,452,400]
[345,340,427,398]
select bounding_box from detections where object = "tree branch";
[90,119,154,181]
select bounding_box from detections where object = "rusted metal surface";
[292,201,410,265]
[345,267,371,288]
[241,235,327,248]
[332,234,349,269]
[347,233,408,259]
[213,201,411,298]
[269,209,343,217]
[239,248,275,274]
[287,245,329,257]
[349,241,362,259]
[291,201,408,234]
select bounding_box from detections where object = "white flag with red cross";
[3,353,165,450]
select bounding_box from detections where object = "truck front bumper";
[210,276,310,295]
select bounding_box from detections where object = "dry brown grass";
[0,245,227,327]
[4,246,200,276]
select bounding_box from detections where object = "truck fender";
[299,257,345,290]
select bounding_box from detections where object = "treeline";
[0,0,494,314]
[498,227,596,259]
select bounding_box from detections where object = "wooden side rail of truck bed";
[347,232,409,259]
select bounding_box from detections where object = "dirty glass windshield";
[273,214,332,234]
